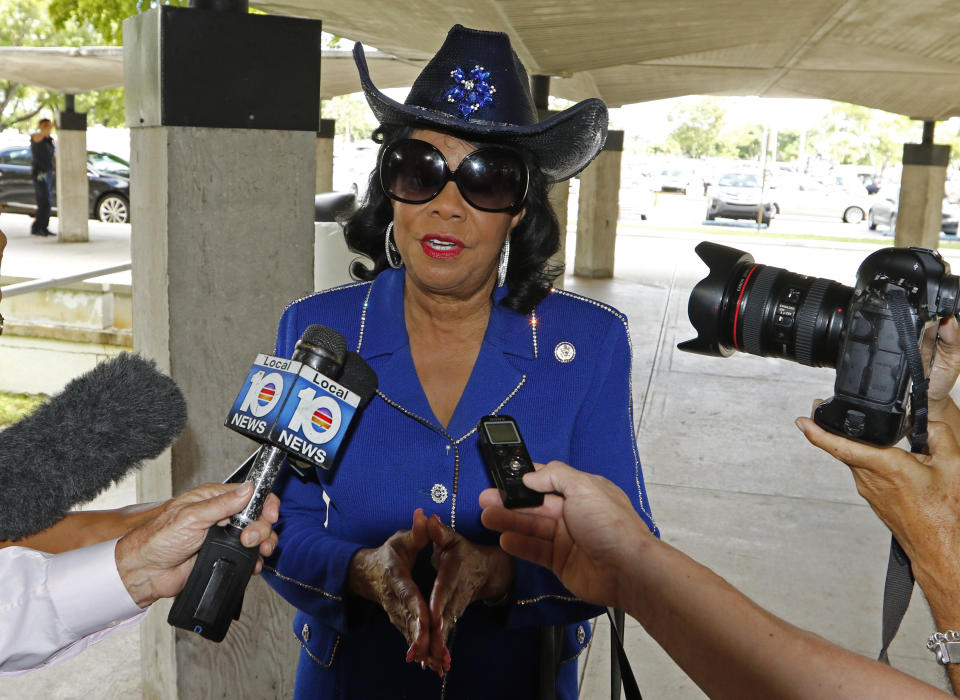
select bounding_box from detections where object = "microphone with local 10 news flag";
[168,325,377,642]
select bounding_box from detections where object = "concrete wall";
[0,334,124,394]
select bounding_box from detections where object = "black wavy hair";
[342,124,563,314]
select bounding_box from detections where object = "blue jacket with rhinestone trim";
[263,267,657,700]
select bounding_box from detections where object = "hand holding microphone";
[117,482,279,607]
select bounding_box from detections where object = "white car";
[768,176,870,223]
[705,171,776,224]
[657,168,698,195]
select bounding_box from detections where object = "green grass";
[0,392,47,427]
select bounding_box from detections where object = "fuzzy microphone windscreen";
[0,353,187,541]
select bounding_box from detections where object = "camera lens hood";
[678,241,755,357]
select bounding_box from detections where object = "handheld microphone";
[0,353,187,541]
[168,325,377,642]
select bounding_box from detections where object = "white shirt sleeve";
[0,539,147,675]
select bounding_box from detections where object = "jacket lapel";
[358,269,537,437]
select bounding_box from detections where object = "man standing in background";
[30,118,55,237]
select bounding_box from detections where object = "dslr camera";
[679,242,960,446]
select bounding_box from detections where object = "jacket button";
[576,624,586,645]
[301,623,311,643]
[431,483,448,503]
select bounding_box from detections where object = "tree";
[664,98,730,158]
[777,130,800,162]
[809,103,914,174]
[321,94,378,142]
[48,0,187,46]
[729,124,763,160]
[0,0,120,131]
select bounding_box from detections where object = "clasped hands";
[347,508,513,676]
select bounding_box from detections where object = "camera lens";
[679,242,852,368]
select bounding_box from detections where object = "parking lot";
[614,188,906,241]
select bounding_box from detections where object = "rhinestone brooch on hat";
[444,65,496,119]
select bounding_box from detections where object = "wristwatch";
[927,631,960,664]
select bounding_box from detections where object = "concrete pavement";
[0,211,131,284]
[0,209,955,697]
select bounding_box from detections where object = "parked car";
[619,175,653,221]
[657,168,698,195]
[87,151,130,178]
[705,171,776,224]
[867,189,959,235]
[768,176,870,223]
[0,146,130,223]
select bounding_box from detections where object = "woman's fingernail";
[420,661,426,671]
[241,530,257,546]
[795,418,804,433]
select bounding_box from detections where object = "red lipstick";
[420,234,464,260]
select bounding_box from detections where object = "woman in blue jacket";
[265,24,657,699]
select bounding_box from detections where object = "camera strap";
[888,289,930,452]
[877,290,927,663]
[607,607,643,700]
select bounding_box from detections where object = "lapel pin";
[554,342,576,363]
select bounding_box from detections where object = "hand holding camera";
[680,242,960,447]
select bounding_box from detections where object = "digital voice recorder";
[477,414,543,508]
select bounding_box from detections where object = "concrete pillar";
[574,130,623,278]
[55,98,90,242]
[316,118,335,193]
[124,5,321,698]
[894,122,950,249]
[532,75,571,287]
[548,180,570,286]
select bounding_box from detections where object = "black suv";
[0,146,130,223]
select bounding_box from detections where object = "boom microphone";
[168,324,377,641]
[0,353,187,541]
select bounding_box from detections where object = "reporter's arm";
[0,541,145,675]
[798,417,960,692]
[615,528,948,699]
[0,502,166,553]
[0,482,278,675]
[481,462,950,699]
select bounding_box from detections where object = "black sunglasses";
[380,138,528,213]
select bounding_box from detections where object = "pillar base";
[54,120,89,243]
[894,143,950,249]
[547,181,570,288]
[574,131,624,279]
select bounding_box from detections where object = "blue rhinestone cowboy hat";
[353,24,609,183]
